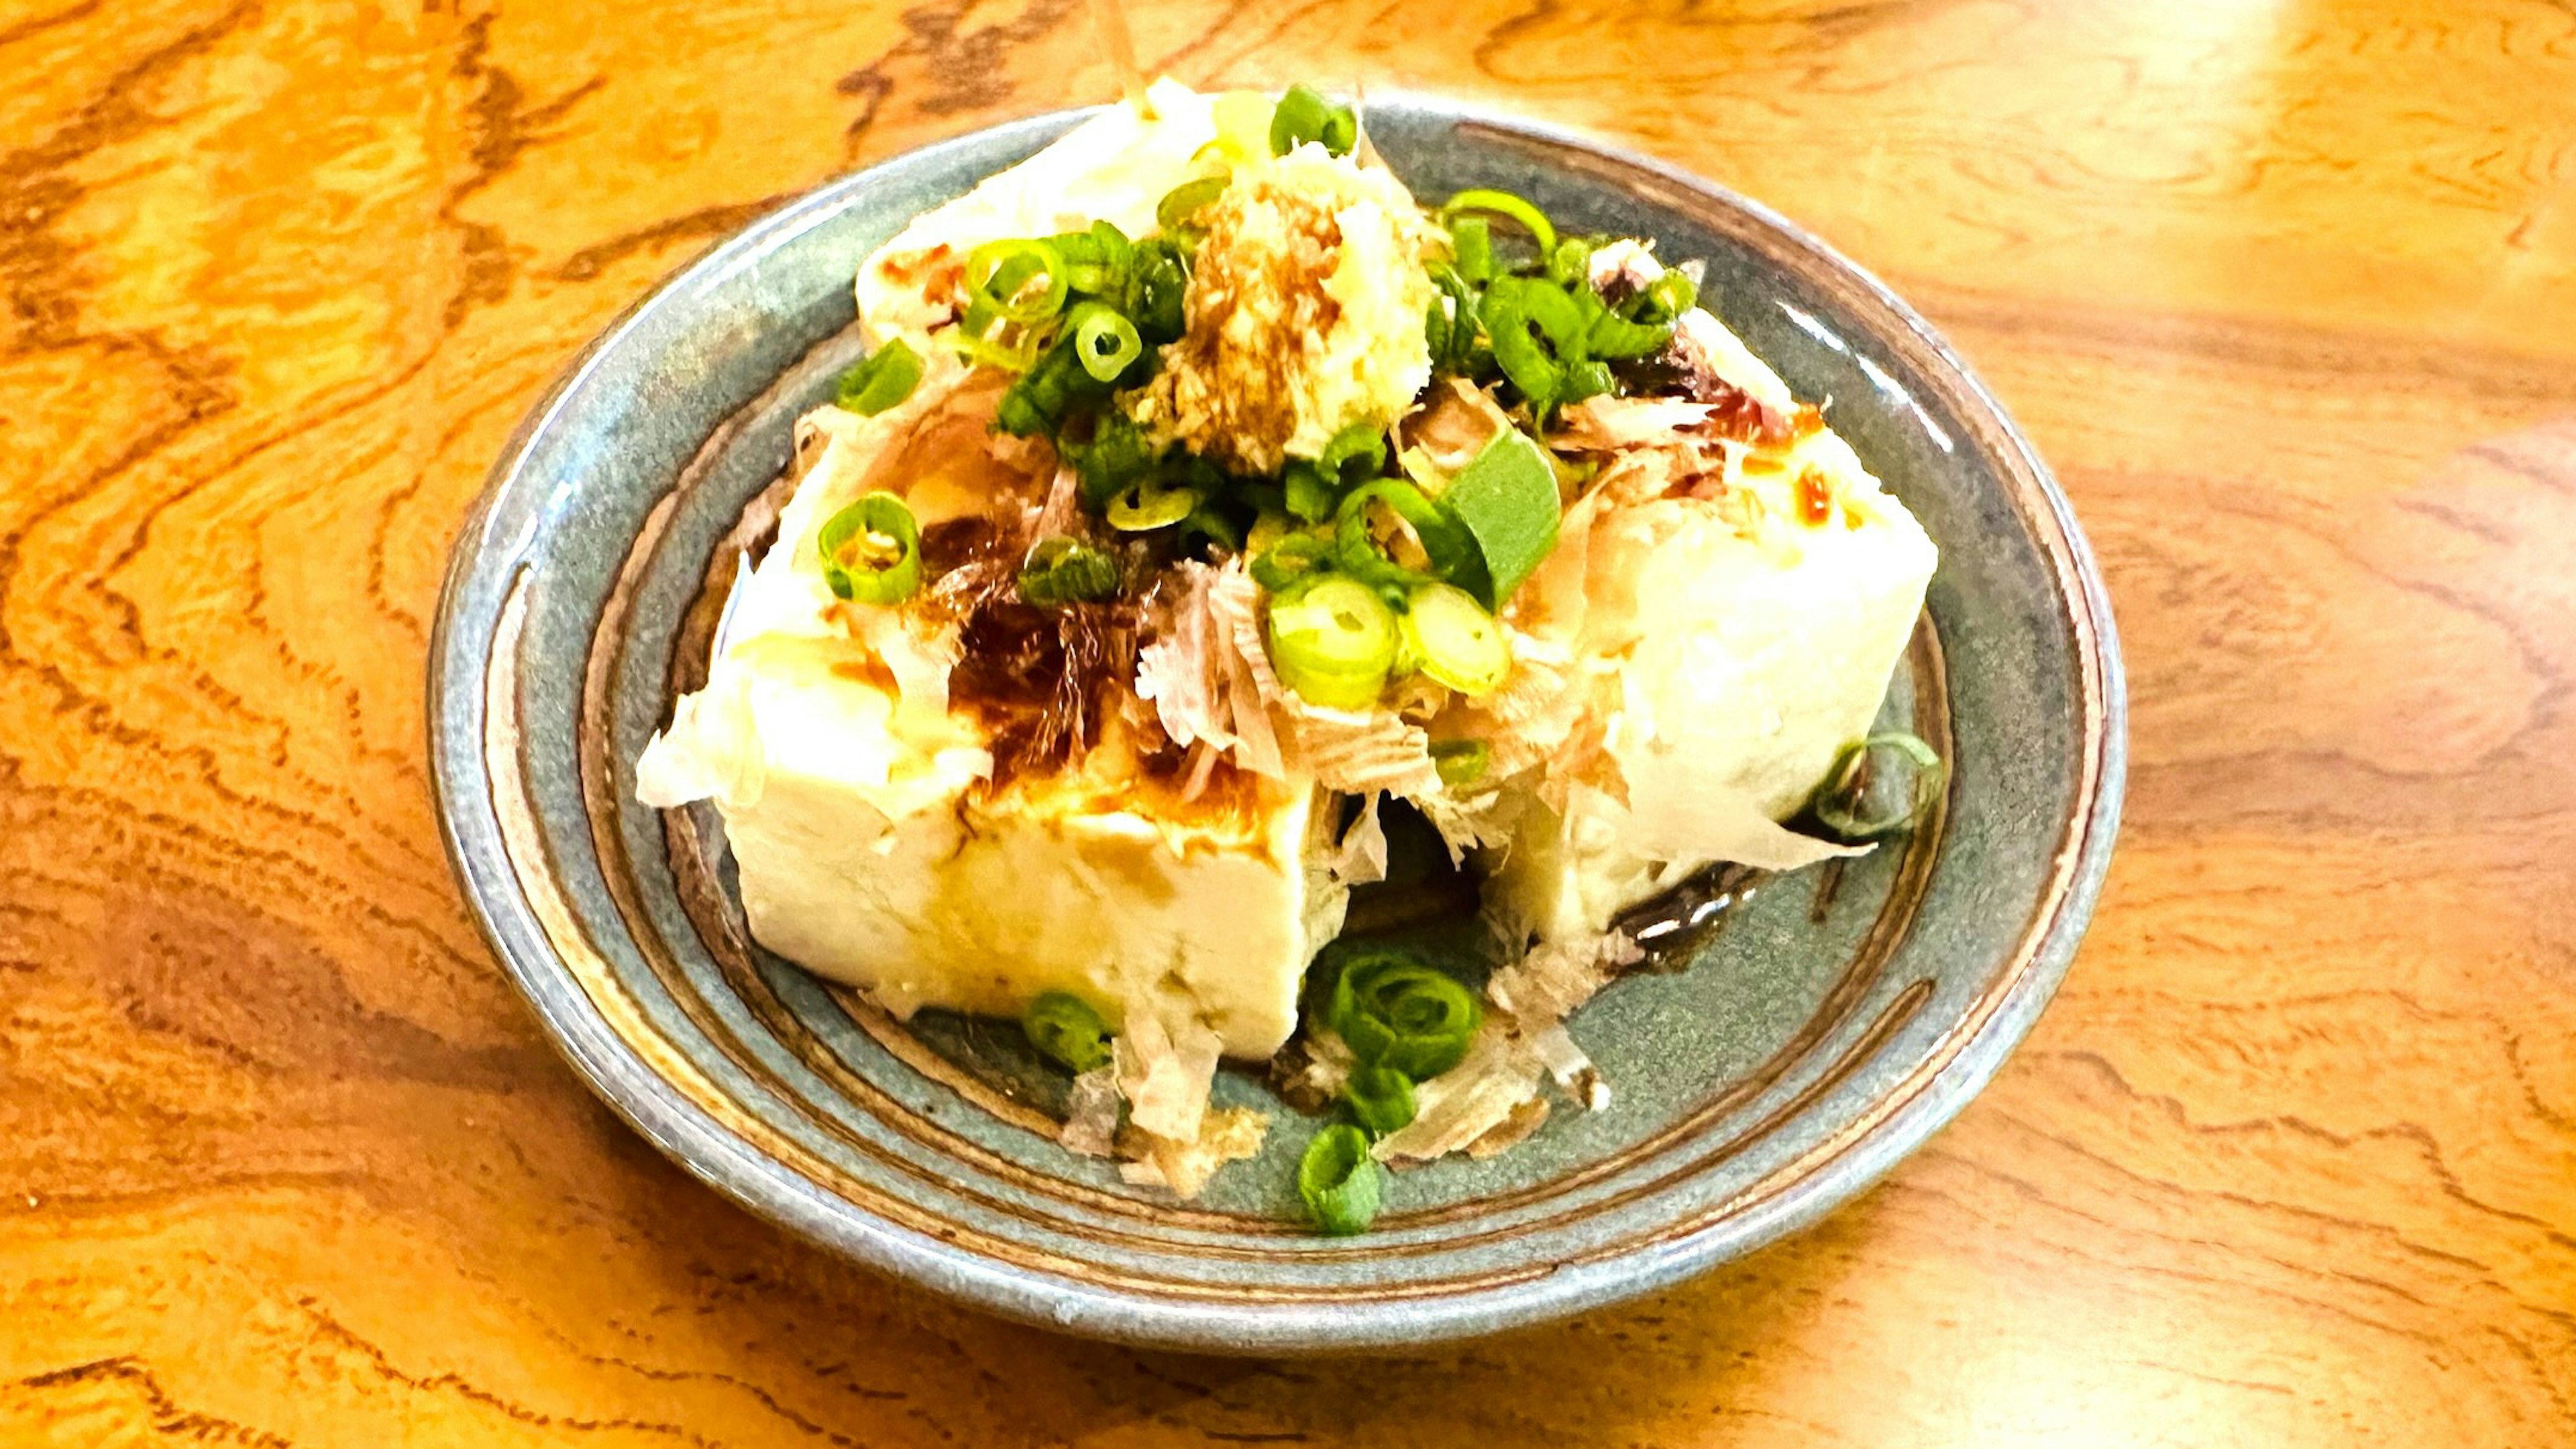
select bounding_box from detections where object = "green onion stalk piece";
[1328,948,1483,1079]
[1269,84,1359,157]
[1069,302,1144,382]
[1106,478,1202,531]
[1333,478,1484,595]
[1022,991,1114,1073]
[1401,582,1512,695]
[1812,731,1947,840]
[833,337,923,416]
[1298,1123,1381,1236]
[1441,189,1558,261]
[1265,574,1399,709]
[1017,535,1121,607]
[1429,737,1490,788]
[964,237,1069,324]
[816,492,923,605]
[1439,427,1562,605]
[1344,1064,1417,1137]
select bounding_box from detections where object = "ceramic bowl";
[428,97,2124,1353]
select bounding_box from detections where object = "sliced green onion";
[1178,502,1242,554]
[1298,1123,1381,1236]
[1265,574,1399,709]
[1344,1065,1417,1137]
[1482,277,1589,412]
[833,337,923,416]
[1269,84,1358,157]
[1017,535,1120,607]
[951,327,1038,374]
[1546,237,1593,289]
[1022,991,1114,1073]
[1124,237,1191,341]
[1440,427,1561,606]
[1442,189,1557,260]
[1106,478,1201,531]
[1430,267,1484,374]
[1582,307,1673,360]
[1156,176,1230,237]
[1250,532,1334,593]
[1069,303,1143,381]
[1812,731,1947,840]
[816,492,922,606]
[965,238,1068,324]
[1282,461,1337,523]
[1334,478,1483,594]
[1256,528,1339,590]
[1067,413,1162,508]
[994,333,1108,437]
[1450,215,1496,286]
[1328,949,1483,1079]
[1048,219,1134,294]
[1402,582,1511,695]
[1317,421,1387,481]
[1430,737,1490,788]
[1560,357,1614,403]
[1641,268,1699,323]
[1246,508,1298,557]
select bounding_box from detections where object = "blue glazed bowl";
[428,97,2123,1354]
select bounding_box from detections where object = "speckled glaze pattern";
[427,99,2125,1354]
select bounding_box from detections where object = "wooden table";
[7,0,2573,1442]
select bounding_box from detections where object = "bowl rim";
[428,92,2127,1353]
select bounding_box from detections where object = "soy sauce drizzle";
[1613,863,1770,970]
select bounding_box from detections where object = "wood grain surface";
[5,0,2574,1443]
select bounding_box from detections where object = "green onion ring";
[815,492,923,606]
[1297,1124,1381,1236]
[1344,1065,1417,1137]
[1441,189,1558,260]
[1265,574,1399,710]
[1811,731,1947,840]
[1106,478,1201,531]
[964,237,1069,324]
[1156,176,1230,237]
[1401,582,1512,696]
[1328,949,1483,1079]
[1333,478,1479,593]
[1069,303,1143,382]
[1022,991,1114,1073]
[833,337,923,416]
